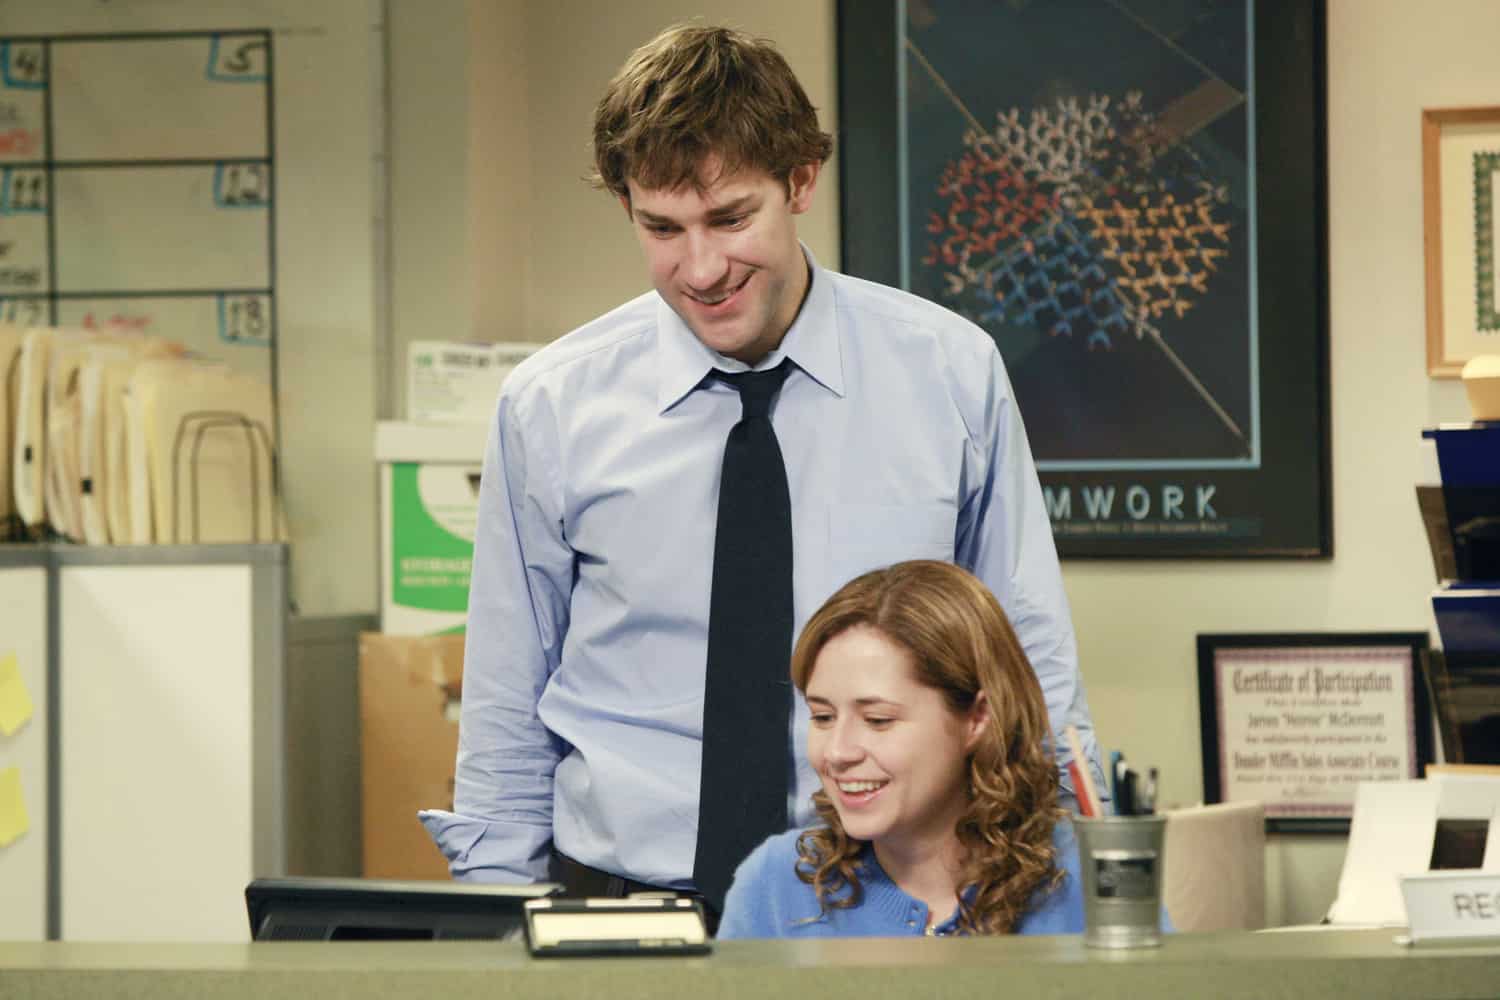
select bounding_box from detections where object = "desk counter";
[2,929,1498,1000]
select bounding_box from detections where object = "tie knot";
[716,360,792,420]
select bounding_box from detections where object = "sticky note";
[0,653,34,737]
[0,768,27,847]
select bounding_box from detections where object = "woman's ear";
[965,690,991,750]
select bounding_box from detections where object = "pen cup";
[1074,815,1166,949]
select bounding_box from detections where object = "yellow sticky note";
[0,653,34,737]
[0,768,27,847]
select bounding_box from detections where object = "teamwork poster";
[839,0,1328,556]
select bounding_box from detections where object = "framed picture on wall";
[836,0,1330,557]
[1197,632,1433,833]
[1423,105,1500,377]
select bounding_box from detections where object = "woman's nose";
[825,722,864,764]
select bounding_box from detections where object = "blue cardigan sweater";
[717,821,1086,938]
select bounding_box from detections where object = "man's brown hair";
[591,23,834,199]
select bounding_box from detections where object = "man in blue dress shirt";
[421,23,1101,912]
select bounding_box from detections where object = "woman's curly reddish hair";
[790,560,1064,934]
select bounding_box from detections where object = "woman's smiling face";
[803,624,987,856]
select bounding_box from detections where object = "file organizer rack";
[169,409,281,544]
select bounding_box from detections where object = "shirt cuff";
[417,809,551,883]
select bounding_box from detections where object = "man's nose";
[681,231,729,290]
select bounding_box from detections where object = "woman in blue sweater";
[718,560,1085,938]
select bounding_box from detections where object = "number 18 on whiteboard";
[219,295,272,346]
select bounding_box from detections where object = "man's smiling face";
[624,159,819,365]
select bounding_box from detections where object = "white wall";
[385,0,1499,924]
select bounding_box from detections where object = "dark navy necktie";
[693,359,795,913]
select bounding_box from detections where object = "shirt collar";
[654,242,846,413]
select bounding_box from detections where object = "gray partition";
[285,613,374,877]
[54,544,287,941]
[32,544,369,940]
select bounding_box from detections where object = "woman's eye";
[865,717,894,729]
[810,713,834,725]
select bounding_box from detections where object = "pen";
[1118,767,1137,817]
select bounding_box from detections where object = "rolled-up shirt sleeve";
[424,380,573,882]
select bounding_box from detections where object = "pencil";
[1065,725,1103,819]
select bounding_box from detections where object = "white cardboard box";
[375,421,487,635]
[406,340,536,424]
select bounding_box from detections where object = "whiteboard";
[0,30,276,381]
[0,1,380,615]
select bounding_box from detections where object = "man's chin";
[685,323,757,361]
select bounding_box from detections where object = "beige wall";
[1064,0,1492,924]
[386,0,1500,924]
[387,0,837,413]
[518,1,840,341]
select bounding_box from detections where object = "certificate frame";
[1422,105,1500,377]
[1196,632,1433,833]
[836,0,1330,558]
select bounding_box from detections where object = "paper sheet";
[0,652,33,737]
[0,767,27,847]
[0,325,26,525]
[1326,780,1438,925]
[12,328,51,527]
[1430,769,1500,820]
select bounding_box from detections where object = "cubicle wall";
[2,544,295,942]
[0,548,49,942]
[56,545,286,942]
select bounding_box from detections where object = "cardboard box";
[406,340,536,424]
[358,632,464,879]
[374,421,486,635]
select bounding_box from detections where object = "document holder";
[522,897,711,957]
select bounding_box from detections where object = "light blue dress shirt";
[420,248,1100,888]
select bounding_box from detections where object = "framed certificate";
[1422,106,1500,377]
[1197,632,1434,832]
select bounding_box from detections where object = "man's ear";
[786,162,821,214]
[965,690,991,751]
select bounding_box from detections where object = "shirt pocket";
[826,502,957,592]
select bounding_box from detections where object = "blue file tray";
[1432,583,1500,653]
[1423,424,1500,581]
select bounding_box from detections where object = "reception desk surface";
[2,929,1498,1000]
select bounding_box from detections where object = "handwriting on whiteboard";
[82,311,152,332]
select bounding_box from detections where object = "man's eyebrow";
[705,194,759,218]
[632,208,677,225]
[633,194,760,226]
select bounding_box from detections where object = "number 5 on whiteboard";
[207,34,268,83]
